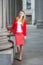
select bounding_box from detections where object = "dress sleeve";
[23,20,26,36]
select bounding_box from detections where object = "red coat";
[10,18,26,36]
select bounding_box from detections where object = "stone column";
[31,0,35,25]
[0,0,14,64]
[36,0,43,28]
[3,0,6,29]
[6,0,9,26]
[10,0,12,24]
[15,0,18,16]
[0,0,9,36]
[0,0,2,29]
[22,0,26,12]
[36,0,43,21]
[22,0,26,19]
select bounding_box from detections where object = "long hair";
[16,10,25,25]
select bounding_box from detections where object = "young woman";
[9,10,26,61]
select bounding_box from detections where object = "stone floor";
[0,54,11,65]
[10,25,43,65]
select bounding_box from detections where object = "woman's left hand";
[24,36,26,39]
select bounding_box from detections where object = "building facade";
[6,0,35,26]
[23,0,35,25]
[6,0,35,27]
[23,0,43,27]
[0,0,43,28]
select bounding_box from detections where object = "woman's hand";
[8,30,10,33]
[24,36,26,39]
[19,13,24,21]
[19,15,23,21]
[7,30,10,34]
[21,13,24,18]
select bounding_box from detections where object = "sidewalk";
[10,25,43,65]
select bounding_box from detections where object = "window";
[26,0,31,9]
[26,15,32,24]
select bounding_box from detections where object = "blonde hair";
[16,17,25,25]
[16,10,25,25]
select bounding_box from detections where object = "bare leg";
[19,45,23,60]
[17,45,20,54]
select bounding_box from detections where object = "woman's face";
[19,11,24,17]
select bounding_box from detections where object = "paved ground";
[10,25,43,65]
[0,54,11,65]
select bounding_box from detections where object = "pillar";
[10,0,12,24]
[0,0,2,29]
[0,0,14,64]
[22,0,26,12]
[6,0,9,26]
[3,0,6,28]
[31,0,35,25]
[35,0,43,28]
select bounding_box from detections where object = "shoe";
[15,58,22,61]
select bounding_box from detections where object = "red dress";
[10,18,26,46]
[15,33,24,46]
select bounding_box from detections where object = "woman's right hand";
[7,30,10,34]
[8,30,10,33]
[19,13,24,21]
